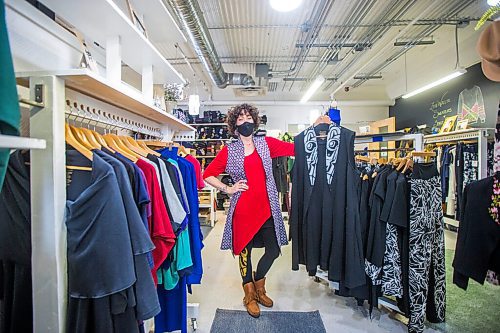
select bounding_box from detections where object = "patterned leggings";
[408,176,446,333]
[239,219,280,284]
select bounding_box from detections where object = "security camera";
[344,86,350,92]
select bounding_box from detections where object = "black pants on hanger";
[239,218,280,284]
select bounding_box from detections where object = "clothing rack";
[355,132,424,150]
[64,99,163,139]
[314,132,425,317]
[14,72,196,332]
[424,128,494,179]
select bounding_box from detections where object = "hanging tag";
[472,160,478,168]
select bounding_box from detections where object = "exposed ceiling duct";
[166,0,255,88]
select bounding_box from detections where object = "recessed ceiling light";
[270,0,303,12]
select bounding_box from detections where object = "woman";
[203,103,328,318]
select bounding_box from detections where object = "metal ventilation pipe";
[166,0,255,88]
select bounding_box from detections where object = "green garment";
[0,0,21,189]
[157,228,193,290]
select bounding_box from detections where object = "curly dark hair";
[226,103,260,135]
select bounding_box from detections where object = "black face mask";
[237,122,255,137]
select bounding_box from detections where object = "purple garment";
[222,135,288,252]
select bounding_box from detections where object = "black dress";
[0,151,32,333]
[453,172,500,290]
[290,124,365,289]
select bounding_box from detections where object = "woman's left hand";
[314,115,332,126]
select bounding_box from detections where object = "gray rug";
[210,309,327,333]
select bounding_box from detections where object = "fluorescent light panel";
[300,75,325,103]
[402,69,466,99]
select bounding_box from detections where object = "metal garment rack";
[0,98,47,150]
[424,128,494,180]
[424,128,494,229]
[314,132,425,317]
[64,99,163,139]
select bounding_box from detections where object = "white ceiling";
[150,0,492,102]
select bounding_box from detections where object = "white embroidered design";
[304,124,341,186]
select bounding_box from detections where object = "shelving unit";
[0,134,46,150]
[190,123,227,126]
[17,69,194,133]
[16,71,200,332]
[198,186,217,227]
[39,0,185,85]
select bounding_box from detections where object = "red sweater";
[203,137,294,254]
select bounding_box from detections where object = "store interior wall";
[196,104,388,134]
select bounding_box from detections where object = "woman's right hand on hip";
[228,180,249,194]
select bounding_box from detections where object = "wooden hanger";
[69,125,94,150]
[402,158,414,173]
[136,140,161,156]
[65,123,93,161]
[80,127,101,149]
[120,136,148,157]
[107,134,141,159]
[355,155,371,163]
[102,134,138,162]
[141,140,169,148]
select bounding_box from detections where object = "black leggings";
[239,218,280,284]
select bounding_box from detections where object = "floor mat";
[210,309,327,333]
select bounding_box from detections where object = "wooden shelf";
[16,69,194,131]
[40,0,185,84]
[0,135,46,150]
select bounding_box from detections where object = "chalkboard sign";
[390,63,499,132]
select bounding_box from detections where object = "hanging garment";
[0,0,21,189]
[290,125,365,289]
[453,173,500,290]
[408,163,446,333]
[440,146,452,204]
[136,158,176,284]
[158,147,204,285]
[495,107,500,173]
[0,151,32,333]
[156,148,205,333]
[457,85,486,125]
[272,156,289,194]
[455,143,478,221]
[185,154,205,190]
[203,136,293,255]
[446,147,457,216]
[65,151,140,333]
[94,150,160,320]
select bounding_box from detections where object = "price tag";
[472,161,479,168]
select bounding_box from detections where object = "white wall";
[198,103,389,133]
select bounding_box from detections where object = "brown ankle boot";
[253,274,273,308]
[242,282,260,318]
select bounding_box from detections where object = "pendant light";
[270,0,303,12]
